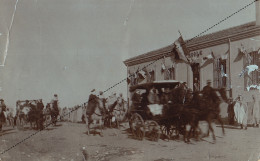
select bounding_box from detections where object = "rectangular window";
[164,66,175,80]
[213,58,227,88]
[147,70,155,82]
[244,51,260,90]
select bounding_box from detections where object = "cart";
[128,80,184,141]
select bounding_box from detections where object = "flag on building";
[246,65,258,75]
[233,48,244,62]
[234,44,252,62]
[148,69,154,77]
[138,69,146,80]
[221,49,229,60]
[173,36,189,62]
[134,72,138,78]
[161,63,166,72]
[200,52,215,68]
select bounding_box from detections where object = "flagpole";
[178,30,191,86]
[228,38,232,98]
[178,30,182,37]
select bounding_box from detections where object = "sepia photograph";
[0,0,259,160]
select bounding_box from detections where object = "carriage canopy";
[129,80,181,92]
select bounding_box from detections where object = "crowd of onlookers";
[227,94,260,130]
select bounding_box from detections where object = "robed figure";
[252,94,260,127]
[234,95,248,129]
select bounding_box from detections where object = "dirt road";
[0,122,259,161]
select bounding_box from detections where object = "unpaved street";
[0,122,259,161]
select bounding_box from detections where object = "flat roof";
[124,21,260,66]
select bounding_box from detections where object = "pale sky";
[0,0,255,108]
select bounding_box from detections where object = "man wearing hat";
[37,99,44,130]
[160,88,171,104]
[202,80,217,105]
[227,98,235,125]
[99,91,107,111]
[51,94,59,125]
[86,89,99,123]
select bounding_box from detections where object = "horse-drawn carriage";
[128,80,229,142]
[16,99,45,130]
[16,100,37,130]
[128,80,185,141]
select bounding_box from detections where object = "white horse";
[5,108,15,128]
[106,95,127,128]
[16,105,30,130]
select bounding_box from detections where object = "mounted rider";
[117,93,125,111]
[99,91,107,111]
[51,94,59,123]
[201,80,219,110]
[86,89,99,123]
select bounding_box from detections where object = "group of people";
[130,80,220,111]
[228,94,260,130]
[131,82,192,110]
[0,94,60,131]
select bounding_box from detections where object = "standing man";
[51,94,59,125]
[0,99,6,131]
[193,77,200,92]
[252,94,259,127]
[37,99,44,130]
[227,98,235,125]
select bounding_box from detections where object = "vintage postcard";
[0,0,259,161]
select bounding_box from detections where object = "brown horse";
[183,88,228,143]
[86,97,106,136]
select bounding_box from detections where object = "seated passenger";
[148,88,160,104]
[160,88,171,104]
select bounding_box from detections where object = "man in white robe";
[234,95,247,129]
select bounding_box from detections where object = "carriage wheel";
[147,121,160,142]
[161,125,175,139]
[129,113,145,140]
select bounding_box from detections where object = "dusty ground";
[0,121,259,161]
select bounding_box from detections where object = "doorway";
[191,63,200,92]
